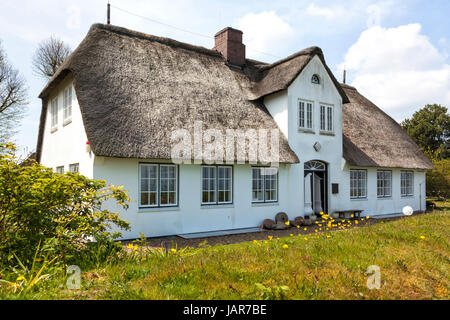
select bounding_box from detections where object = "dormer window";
[311,74,320,84]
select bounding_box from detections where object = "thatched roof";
[342,84,434,169]
[37,24,299,164]
[36,23,432,170]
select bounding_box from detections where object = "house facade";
[36,24,434,239]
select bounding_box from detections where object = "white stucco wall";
[94,158,291,239]
[40,75,94,177]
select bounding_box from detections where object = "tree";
[0,40,28,144]
[32,36,71,80]
[401,104,450,159]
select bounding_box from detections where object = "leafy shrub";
[0,143,131,269]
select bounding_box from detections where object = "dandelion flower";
[283,244,289,249]
[420,236,426,239]
[127,243,134,250]
[285,221,290,226]
[268,236,273,240]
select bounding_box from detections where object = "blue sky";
[1,0,449,156]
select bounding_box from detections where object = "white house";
[36,24,434,239]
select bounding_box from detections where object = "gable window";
[56,166,64,174]
[50,98,58,131]
[202,166,233,205]
[139,163,178,208]
[63,85,73,123]
[299,100,313,130]
[401,171,414,197]
[252,167,278,203]
[311,74,320,84]
[320,104,333,132]
[350,169,367,199]
[69,163,79,173]
[377,170,392,198]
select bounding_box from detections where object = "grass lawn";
[2,207,447,300]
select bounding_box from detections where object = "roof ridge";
[259,46,323,71]
[92,23,223,59]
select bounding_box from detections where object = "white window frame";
[377,170,392,198]
[50,98,58,131]
[252,167,278,203]
[350,169,367,199]
[56,166,64,174]
[63,85,73,123]
[201,165,233,205]
[401,171,414,197]
[69,163,79,173]
[320,104,334,133]
[139,163,178,208]
[298,100,314,131]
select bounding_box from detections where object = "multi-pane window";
[299,100,313,130]
[202,166,232,205]
[140,164,178,208]
[320,104,333,132]
[63,86,73,122]
[51,98,58,129]
[350,169,367,199]
[69,163,79,173]
[56,166,64,174]
[252,167,278,203]
[401,171,414,197]
[377,170,392,198]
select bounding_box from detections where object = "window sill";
[377,197,392,200]
[401,195,415,198]
[319,131,335,136]
[298,128,315,134]
[201,204,234,209]
[51,127,58,133]
[252,202,279,207]
[350,198,368,201]
[63,118,72,127]
[138,206,180,213]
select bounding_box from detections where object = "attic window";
[311,74,320,84]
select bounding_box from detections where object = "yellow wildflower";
[282,244,289,249]
[268,236,273,240]
[127,243,134,250]
[285,221,290,226]
[420,236,426,239]
[16,276,26,282]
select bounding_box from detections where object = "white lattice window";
[252,167,278,203]
[350,169,367,199]
[50,98,58,130]
[140,164,178,208]
[69,163,79,173]
[299,100,313,130]
[320,104,333,132]
[401,171,414,197]
[202,166,232,205]
[63,85,73,123]
[377,170,392,198]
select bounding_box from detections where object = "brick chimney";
[213,27,246,67]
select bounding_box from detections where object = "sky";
[1,0,449,157]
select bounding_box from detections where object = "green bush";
[0,143,131,269]
[426,158,450,198]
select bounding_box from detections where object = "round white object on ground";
[402,206,414,216]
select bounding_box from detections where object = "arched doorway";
[304,160,328,218]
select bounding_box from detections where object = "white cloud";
[306,3,346,20]
[235,11,294,61]
[340,23,450,120]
